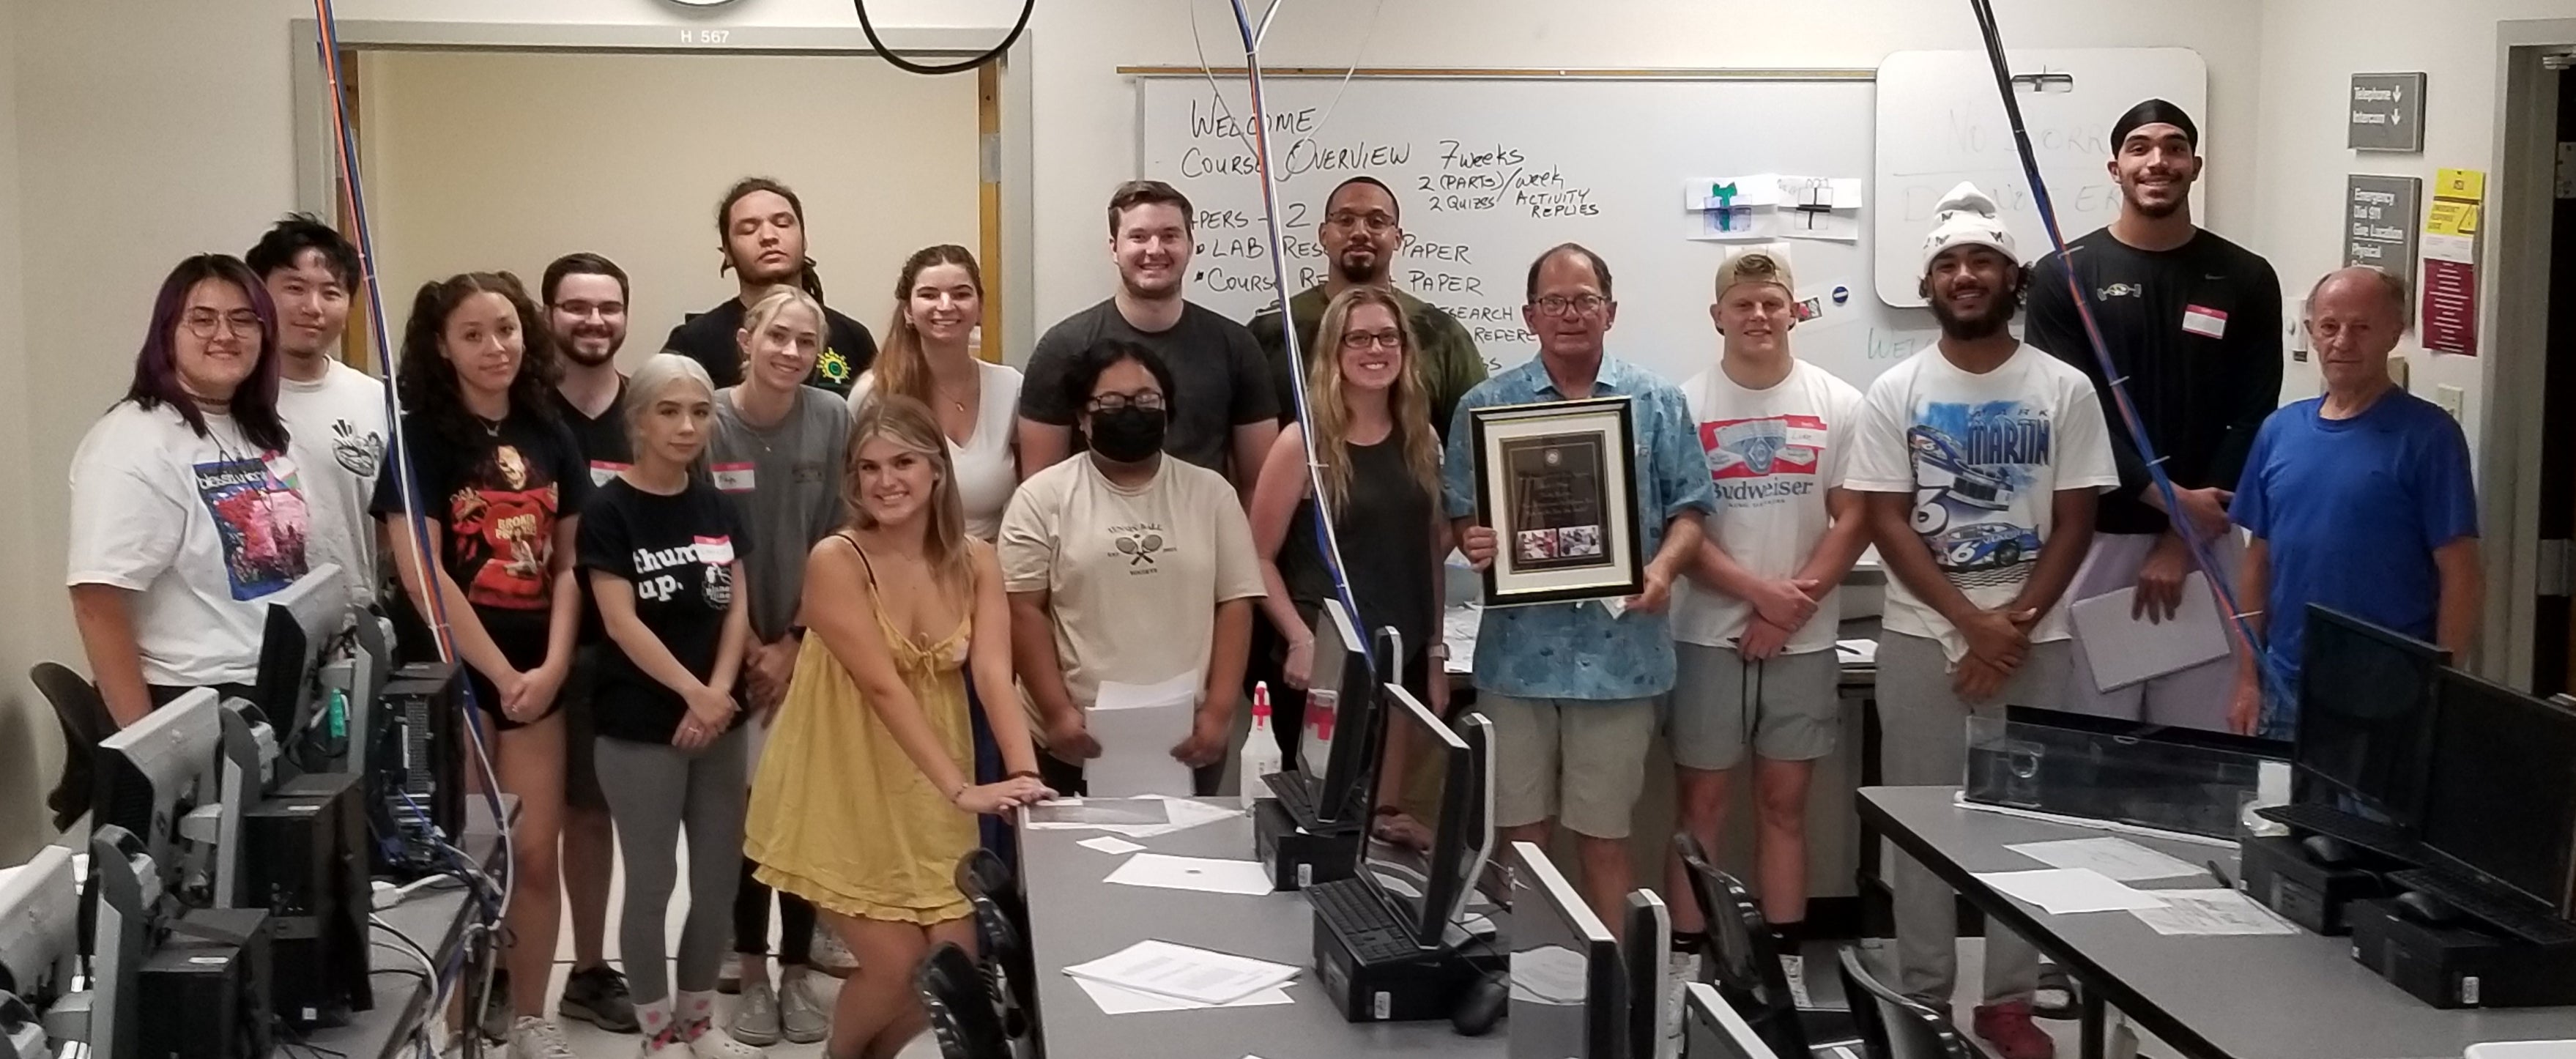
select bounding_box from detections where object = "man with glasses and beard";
[2027,100,2282,732]
[1247,176,1487,437]
[1018,180,1279,502]
[1846,184,2117,1059]
[538,252,642,1037]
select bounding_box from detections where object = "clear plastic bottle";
[1241,682,1284,811]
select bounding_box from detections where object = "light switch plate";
[2435,384,2465,419]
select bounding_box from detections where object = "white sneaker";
[728,983,781,1047]
[778,970,831,1044]
[507,1017,576,1059]
[716,953,742,995]
[811,927,858,978]
[1663,951,1696,1059]
[1780,953,1816,1010]
[686,1023,766,1059]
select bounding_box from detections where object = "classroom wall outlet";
[2435,384,2465,419]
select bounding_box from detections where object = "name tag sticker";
[589,460,630,487]
[711,462,757,492]
[694,535,736,565]
[2182,305,2229,339]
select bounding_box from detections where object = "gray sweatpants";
[595,726,750,1006]
[1876,631,2060,1008]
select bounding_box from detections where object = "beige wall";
[360,50,978,363]
[0,0,48,862]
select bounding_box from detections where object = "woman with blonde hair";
[1247,286,1449,839]
[743,395,1051,1059]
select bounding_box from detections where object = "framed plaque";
[1469,397,1644,606]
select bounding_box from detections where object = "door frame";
[286,17,1036,368]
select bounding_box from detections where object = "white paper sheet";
[1088,675,1200,798]
[2005,837,2206,882]
[2125,888,2298,936]
[1973,869,2172,915]
[1022,795,1243,839]
[1103,852,1277,896]
[1072,976,1294,1014]
[1063,940,1302,1006]
[1443,604,1481,675]
[1077,836,1147,855]
[1836,638,1878,664]
[2070,573,2234,691]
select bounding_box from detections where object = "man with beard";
[248,215,385,610]
[1246,176,1487,437]
[2027,100,2282,731]
[1846,183,2117,1059]
[537,252,641,1036]
[663,177,876,395]
[1018,180,1279,500]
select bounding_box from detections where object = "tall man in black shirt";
[662,177,876,396]
[2027,100,2283,731]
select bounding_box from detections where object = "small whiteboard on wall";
[1874,48,2208,307]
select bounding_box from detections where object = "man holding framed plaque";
[1442,242,1714,928]
[1846,183,2118,1059]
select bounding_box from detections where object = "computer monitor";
[1622,891,1671,1059]
[1682,981,1782,1058]
[2417,669,2576,915]
[0,847,78,1011]
[93,688,223,892]
[2295,605,2447,826]
[1353,688,1494,948]
[1293,599,1379,827]
[1510,841,1624,1059]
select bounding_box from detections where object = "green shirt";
[1247,285,1490,441]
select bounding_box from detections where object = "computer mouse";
[2300,834,2357,867]
[2394,889,2465,926]
[1452,971,1508,1037]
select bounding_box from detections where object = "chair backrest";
[1834,945,1973,1059]
[916,941,1013,1059]
[957,847,1030,937]
[968,893,1033,1039]
[1674,833,1809,1056]
[33,662,111,832]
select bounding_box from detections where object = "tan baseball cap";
[1713,246,1797,300]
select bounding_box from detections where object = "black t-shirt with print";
[664,297,876,396]
[577,477,752,744]
[1018,299,1280,475]
[371,409,591,658]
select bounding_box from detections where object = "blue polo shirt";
[1441,356,1715,700]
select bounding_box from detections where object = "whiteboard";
[1136,74,1935,395]
[1874,48,2208,306]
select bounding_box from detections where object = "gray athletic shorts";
[1474,693,1659,839]
[1663,644,1840,772]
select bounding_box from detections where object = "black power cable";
[852,0,1036,75]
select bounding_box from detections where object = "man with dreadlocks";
[663,176,878,397]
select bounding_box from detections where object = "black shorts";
[464,610,560,732]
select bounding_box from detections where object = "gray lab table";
[1025,800,1507,1059]
[302,826,504,1059]
[1860,786,2576,1059]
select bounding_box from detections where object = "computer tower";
[137,907,272,1059]
[243,771,373,1026]
[369,663,463,877]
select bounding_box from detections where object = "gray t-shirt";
[1017,299,1278,475]
[710,386,852,642]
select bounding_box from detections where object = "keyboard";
[1263,771,1363,834]
[2388,869,2576,946]
[1310,878,1422,965]
[2256,803,2419,859]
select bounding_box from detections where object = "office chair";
[1835,946,1974,1059]
[1675,833,1863,1058]
[957,847,1025,933]
[916,941,1014,1059]
[957,849,1043,1055]
[34,662,111,832]
[968,893,1033,1041]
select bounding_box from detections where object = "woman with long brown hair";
[849,245,1020,538]
[742,395,1050,1059]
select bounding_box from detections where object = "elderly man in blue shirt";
[1444,242,1713,929]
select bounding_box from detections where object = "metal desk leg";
[2080,985,2107,1059]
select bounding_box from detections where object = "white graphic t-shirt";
[278,360,387,609]
[1671,360,1866,654]
[1846,343,2120,661]
[68,401,338,686]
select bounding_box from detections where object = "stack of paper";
[1443,604,1481,675]
[1972,869,2170,915]
[1063,940,1301,1007]
[1072,978,1293,1014]
[1088,674,1201,797]
[2126,889,2298,937]
[1102,853,1276,896]
[1025,795,1241,839]
[2005,837,2204,882]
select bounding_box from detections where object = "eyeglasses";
[1532,294,1609,318]
[552,300,626,319]
[181,309,263,339]
[1086,391,1166,413]
[1340,330,1404,350]
[1325,210,1397,233]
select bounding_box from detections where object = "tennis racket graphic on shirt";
[1116,533,1165,565]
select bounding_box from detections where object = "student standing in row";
[581,354,762,1059]
[710,286,852,1046]
[1665,247,1868,986]
[248,216,385,614]
[1848,185,2117,1059]
[374,272,590,1059]
[664,177,876,396]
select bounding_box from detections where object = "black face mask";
[1088,406,1167,463]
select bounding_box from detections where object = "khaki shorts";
[1663,644,1841,772]
[1474,694,1658,839]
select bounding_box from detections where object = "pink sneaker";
[1973,1000,2057,1059]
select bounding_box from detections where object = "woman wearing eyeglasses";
[69,254,329,730]
[998,339,1267,797]
[1247,288,1449,841]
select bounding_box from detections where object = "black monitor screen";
[2420,669,2576,913]
[1356,687,1476,943]
[1510,842,1622,1059]
[2295,606,2446,824]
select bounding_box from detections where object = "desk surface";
[304,833,500,1059]
[1861,786,2576,1059]
[1025,803,1506,1059]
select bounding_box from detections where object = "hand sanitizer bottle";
[1241,682,1284,811]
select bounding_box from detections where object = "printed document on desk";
[2071,573,2232,691]
[1064,940,1302,1006]
[2127,889,2298,936]
[1072,976,1293,1015]
[1103,852,1277,896]
[1088,673,1200,798]
[1973,869,2171,915]
[2005,837,2204,882]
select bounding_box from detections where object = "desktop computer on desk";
[1255,606,1387,891]
[242,771,373,1028]
[368,662,464,879]
[1308,686,1503,1023]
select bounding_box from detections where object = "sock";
[1669,930,1707,956]
[638,999,675,1043]
[779,965,809,993]
[1770,918,1808,956]
[676,991,719,1037]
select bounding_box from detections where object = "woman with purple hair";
[67,253,330,730]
